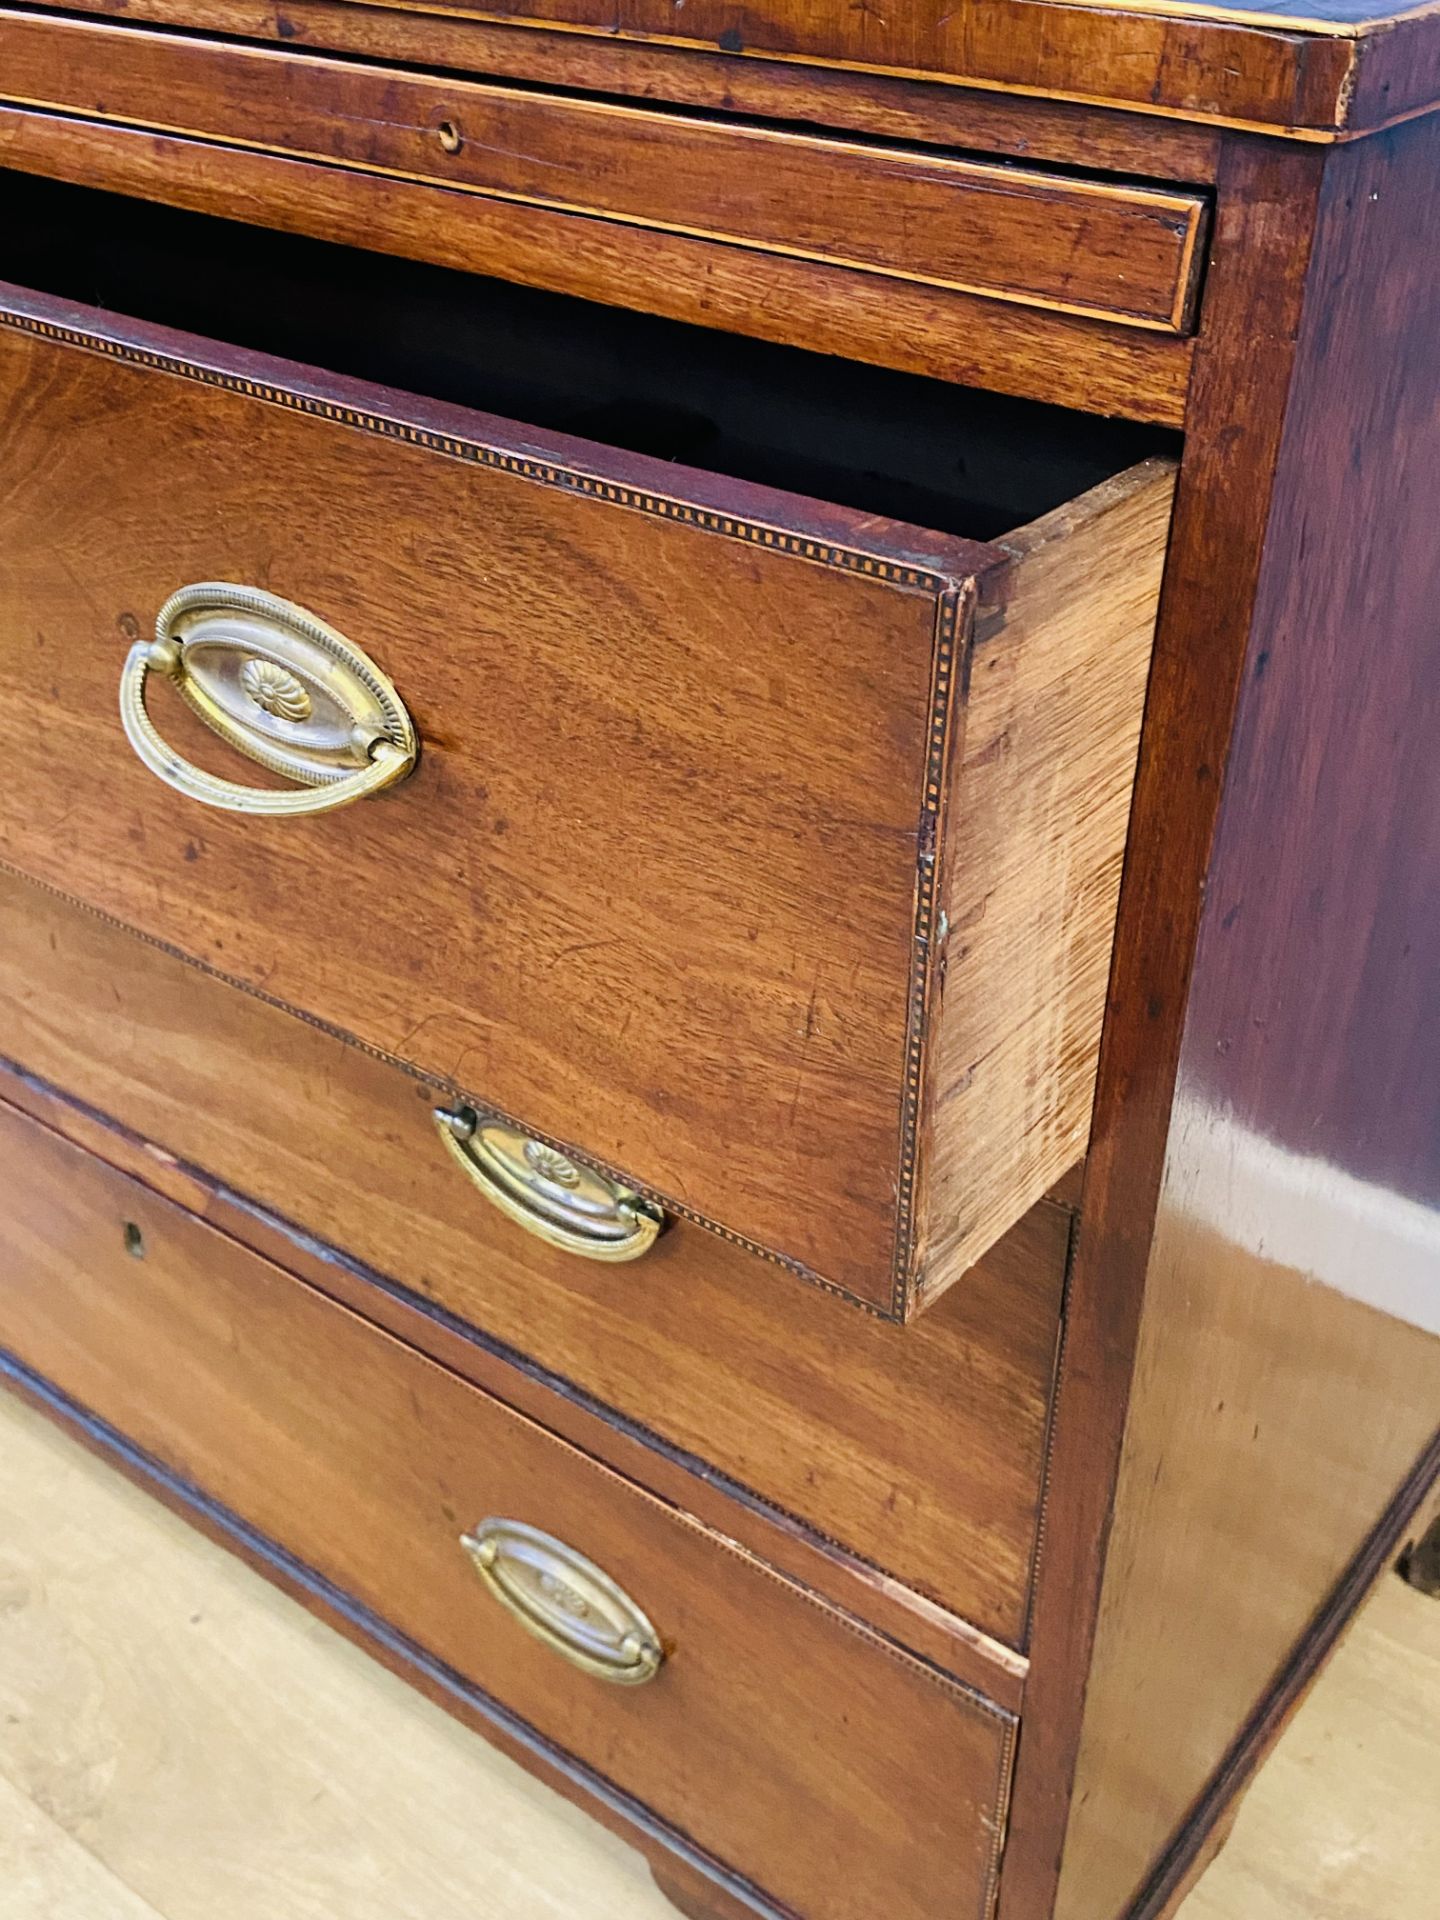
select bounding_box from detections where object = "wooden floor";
[0,1389,1435,1920]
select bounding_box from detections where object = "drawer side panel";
[920,459,1177,1305]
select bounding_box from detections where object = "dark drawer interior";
[0,168,1176,541]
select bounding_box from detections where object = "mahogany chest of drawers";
[0,3,1436,1917]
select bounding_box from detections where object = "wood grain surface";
[26,0,1227,182]
[924,460,1175,1299]
[994,133,1332,1920]
[322,0,1440,139]
[0,1094,1014,1920]
[1034,110,1440,1920]
[0,29,1431,1920]
[1059,1234,1440,1920]
[0,1062,1038,1714]
[0,281,985,1315]
[983,101,1440,1920]
[0,277,1167,1314]
[0,109,1195,425]
[0,1388,673,1920]
[0,11,1211,332]
[1,1775,164,1920]
[0,868,1065,1656]
[175,0,1370,135]
[2,1386,1437,1920]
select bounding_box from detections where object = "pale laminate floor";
[0,1389,1435,1920]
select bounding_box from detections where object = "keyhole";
[123,1221,146,1259]
[436,120,462,155]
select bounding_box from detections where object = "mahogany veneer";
[0,252,1172,1319]
[0,869,1064,1655]
[0,11,1210,333]
[0,4,1436,1919]
[0,1094,1013,1920]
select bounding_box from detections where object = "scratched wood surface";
[0,1387,1436,1920]
[3,0,1227,183]
[21,0,1389,136]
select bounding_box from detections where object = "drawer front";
[0,866,1065,1649]
[0,1094,1015,1920]
[0,282,992,1314]
[0,10,1209,334]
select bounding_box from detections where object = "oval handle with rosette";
[460,1518,664,1686]
[434,1105,664,1262]
[119,583,417,815]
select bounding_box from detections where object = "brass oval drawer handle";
[119,583,417,816]
[460,1519,664,1686]
[433,1105,664,1262]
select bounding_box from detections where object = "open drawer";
[0,172,1176,1319]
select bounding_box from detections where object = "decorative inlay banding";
[0,303,978,1319]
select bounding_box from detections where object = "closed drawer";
[0,1093,1016,1920]
[0,177,1175,1319]
[0,866,1064,1651]
[0,9,1209,335]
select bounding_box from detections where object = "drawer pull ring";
[433,1105,664,1262]
[460,1518,664,1685]
[119,582,417,816]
